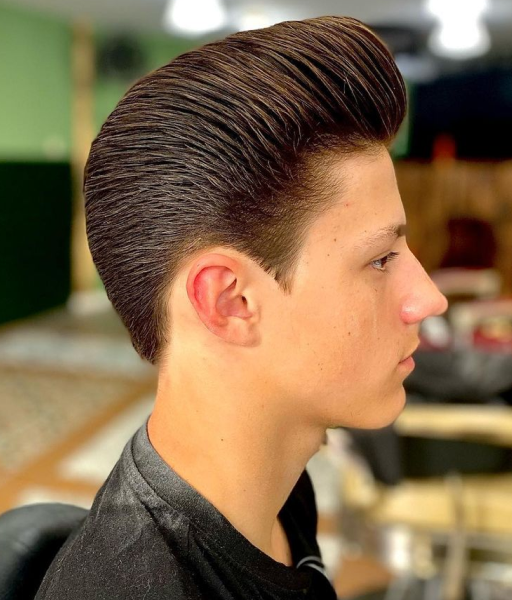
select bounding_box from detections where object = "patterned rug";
[0,304,156,481]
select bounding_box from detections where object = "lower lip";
[398,355,415,370]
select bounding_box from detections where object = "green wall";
[0,3,72,161]
[0,1,197,161]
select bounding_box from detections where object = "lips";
[400,343,419,363]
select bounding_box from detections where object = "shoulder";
[36,460,200,599]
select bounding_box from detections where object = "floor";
[0,301,393,598]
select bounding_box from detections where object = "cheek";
[331,283,404,377]
[310,289,385,380]
[339,288,385,346]
[274,284,407,427]
[276,276,401,399]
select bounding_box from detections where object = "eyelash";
[371,251,400,272]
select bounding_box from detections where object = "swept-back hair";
[84,16,407,365]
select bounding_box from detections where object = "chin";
[334,386,406,430]
[372,386,407,429]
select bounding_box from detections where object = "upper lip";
[401,343,419,362]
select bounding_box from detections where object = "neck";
[147,364,325,563]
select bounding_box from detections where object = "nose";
[400,253,449,325]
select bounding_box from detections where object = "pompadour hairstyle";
[84,15,407,365]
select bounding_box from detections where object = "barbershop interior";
[3,0,512,599]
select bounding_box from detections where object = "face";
[266,147,448,429]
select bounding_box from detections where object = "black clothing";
[36,417,338,599]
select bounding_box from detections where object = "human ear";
[186,255,260,346]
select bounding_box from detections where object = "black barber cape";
[36,417,337,599]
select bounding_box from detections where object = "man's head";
[85,16,447,429]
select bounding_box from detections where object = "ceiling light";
[428,20,491,59]
[163,0,228,35]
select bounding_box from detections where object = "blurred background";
[2,1,512,599]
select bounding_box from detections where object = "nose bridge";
[402,252,448,323]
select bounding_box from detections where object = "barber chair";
[0,502,88,600]
[339,420,512,600]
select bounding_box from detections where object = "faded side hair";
[84,15,407,365]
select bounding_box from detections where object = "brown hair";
[84,15,407,365]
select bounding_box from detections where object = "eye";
[371,251,400,272]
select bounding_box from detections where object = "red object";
[433,133,457,161]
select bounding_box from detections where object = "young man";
[36,15,447,599]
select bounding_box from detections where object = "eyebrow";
[355,223,407,249]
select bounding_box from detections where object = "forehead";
[315,148,406,247]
